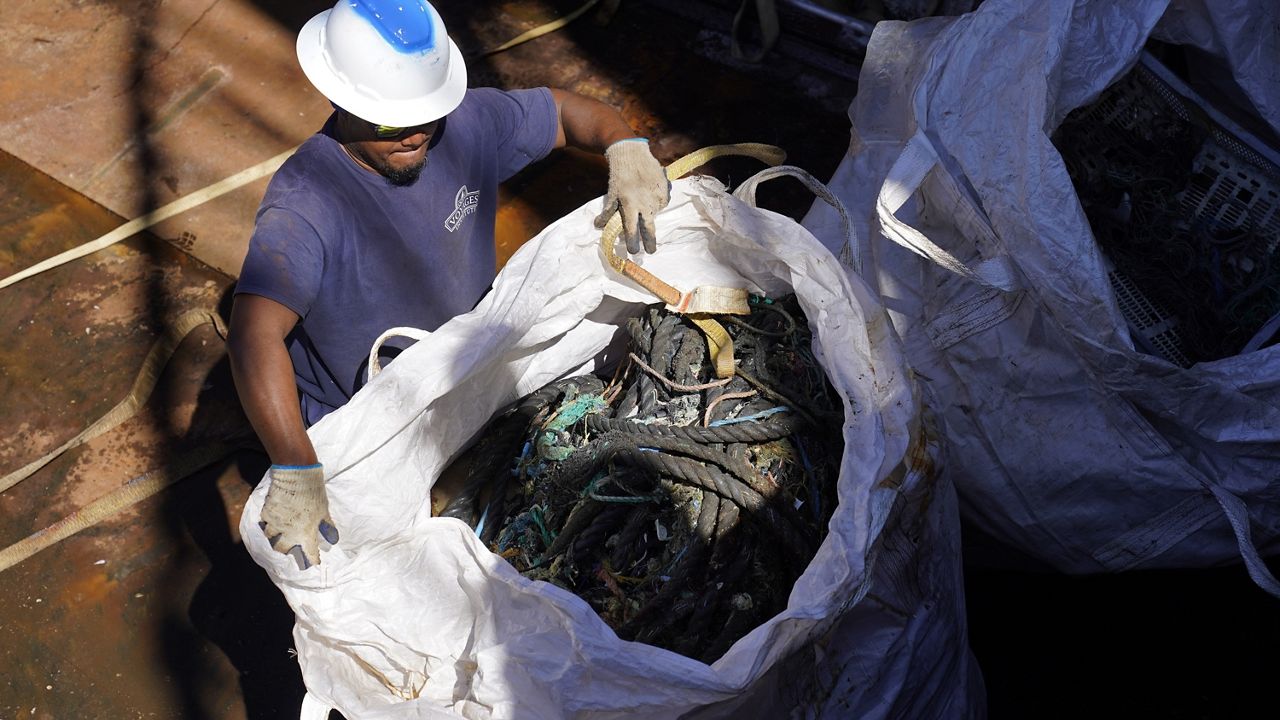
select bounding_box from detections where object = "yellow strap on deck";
[0,309,226,494]
[0,309,238,574]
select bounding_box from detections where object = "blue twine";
[709,406,790,427]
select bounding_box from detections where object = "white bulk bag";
[802,0,1280,593]
[242,173,984,718]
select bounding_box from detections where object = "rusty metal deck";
[0,146,293,716]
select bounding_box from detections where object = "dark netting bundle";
[437,293,844,662]
[1052,65,1280,364]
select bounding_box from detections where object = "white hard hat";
[296,0,468,127]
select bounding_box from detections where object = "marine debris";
[439,294,844,661]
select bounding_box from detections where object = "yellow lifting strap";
[598,143,786,378]
[0,308,227,494]
[0,441,239,574]
[0,149,296,291]
[0,308,236,574]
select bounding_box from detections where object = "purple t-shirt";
[236,87,557,425]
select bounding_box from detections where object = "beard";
[378,157,427,186]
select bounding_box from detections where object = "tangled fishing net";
[438,294,844,662]
[1053,66,1280,364]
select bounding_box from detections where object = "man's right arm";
[227,293,317,465]
[228,293,338,569]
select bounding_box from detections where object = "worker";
[227,0,669,571]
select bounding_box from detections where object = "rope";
[441,376,601,524]
[453,293,841,659]
[619,489,719,634]
[618,450,810,564]
[736,366,819,427]
[703,389,758,427]
[585,413,800,443]
[627,352,731,392]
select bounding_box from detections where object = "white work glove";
[594,138,670,254]
[259,464,339,570]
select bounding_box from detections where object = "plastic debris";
[439,294,844,661]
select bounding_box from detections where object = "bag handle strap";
[878,131,1021,292]
[733,163,862,273]
[1209,482,1280,596]
[366,326,433,385]
[299,692,332,720]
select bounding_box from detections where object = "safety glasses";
[372,120,439,139]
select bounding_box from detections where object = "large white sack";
[1152,0,1280,140]
[802,0,1280,593]
[241,175,984,718]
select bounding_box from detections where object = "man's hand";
[259,464,339,570]
[594,138,670,254]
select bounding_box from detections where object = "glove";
[593,138,670,254]
[259,464,339,570]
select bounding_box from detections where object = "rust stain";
[60,565,117,608]
[904,410,938,483]
[876,400,939,493]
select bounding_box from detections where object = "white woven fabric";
[803,0,1280,592]
[243,175,983,718]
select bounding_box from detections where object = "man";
[227,0,669,570]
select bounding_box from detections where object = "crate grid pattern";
[1065,58,1280,366]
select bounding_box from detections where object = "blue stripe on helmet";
[350,0,438,53]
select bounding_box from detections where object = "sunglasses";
[375,124,409,138]
[373,120,439,139]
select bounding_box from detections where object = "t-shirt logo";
[445,185,480,232]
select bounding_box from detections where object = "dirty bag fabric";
[802,0,1280,592]
[1151,0,1280,140]
[240,176,984,718]
[235,87,557,423]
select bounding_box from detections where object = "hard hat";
[296,0,468,127]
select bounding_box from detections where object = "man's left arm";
[549,89,670,254]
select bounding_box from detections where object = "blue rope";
[709,406,790,427]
